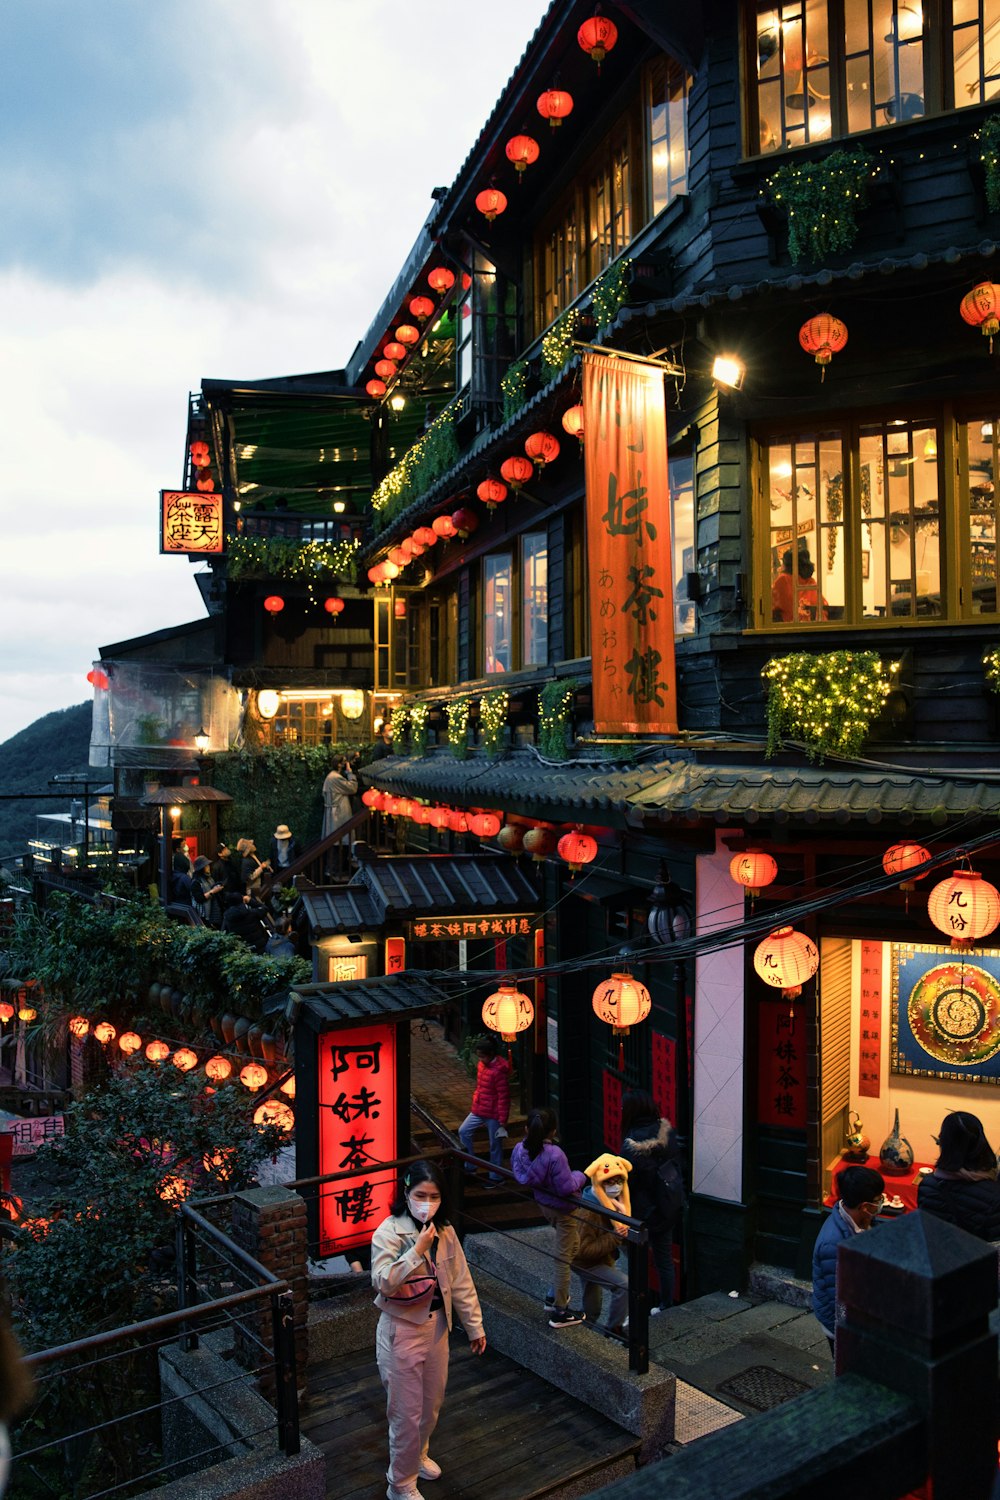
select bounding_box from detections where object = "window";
[669,452,697,636]
[648,56,690,212]
[751,0,1000,154]
[522,532,549,665]
[757,409,997,625]
[484,554,513,673]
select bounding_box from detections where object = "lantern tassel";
[618,1039,625,1070]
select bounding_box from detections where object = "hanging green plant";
[762,650,892,762]
[226,535,360,586]
[370,403,460,531]
[389,704,409,747]
[501,359,530,422]
[764,148,875,264]
[982,645,1000,695]
[541,309,579,383]
[479,689,509,757]
[408,702,429,756]
[591,258,631,332]
[539,678,578,760]
[974,115,1000,213]
[446,697,471,759]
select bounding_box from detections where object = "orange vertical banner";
[583,350,677,733]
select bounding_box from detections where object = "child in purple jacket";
[511,1108,586,1327]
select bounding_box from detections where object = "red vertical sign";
[583,350,677,733]
[858,940,882,1098]
[651,1030,677,1125]
[602,1069,622,1149]
[318,1023,397,1256]
[384,937,406,974]
[757,1001,807,1127]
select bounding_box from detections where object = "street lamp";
[194,725,210,754]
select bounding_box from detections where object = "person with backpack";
[511,1108,587,1327]
[620,1090,685,1312]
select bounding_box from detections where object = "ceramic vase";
[879,1108,914,1176]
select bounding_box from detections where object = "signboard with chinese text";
[602,1068,622,1148]
[858,939,883,1098]
[651,1031,677,1125]
[3,1115,64,1156]
[160,490,224,555]
[406,915,535,941]
[328,953,368,984]
[318,1023,396,1256]
[583,351,677,734]
[757,1001,807,1127]
[384,937,406,975]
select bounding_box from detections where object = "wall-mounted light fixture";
[712,355,746,391]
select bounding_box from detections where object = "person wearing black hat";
[191,857,225,926]
[221,892,271,953]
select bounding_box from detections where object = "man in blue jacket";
[812,1164,885,1355]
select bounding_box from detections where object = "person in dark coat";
[917,1111,1000,1240]
[221,892,271,953]
[812,1164,885,1353]
[190,856,224,925]
[211,843,241,896]
[620,1090,683,1310]
[269,823,300,873]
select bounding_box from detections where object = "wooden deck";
[301,1334,640,1499]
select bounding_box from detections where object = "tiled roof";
[300,848,539,934]
[291,972,454,1030]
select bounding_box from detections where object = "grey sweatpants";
[376,1307,450,1488]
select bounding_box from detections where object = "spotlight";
[712,355,745,391]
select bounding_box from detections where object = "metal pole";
[626,1228,650,1375]
[159,807,170,906]
[272,1289,300,1456]
[175,1217,199,1353]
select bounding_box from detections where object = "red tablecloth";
[825,1154,932,1212]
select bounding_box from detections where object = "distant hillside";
[0,703,94,859]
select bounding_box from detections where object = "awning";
[300,848,538,935]
[140,786,233,806]
[290,972,456,1030]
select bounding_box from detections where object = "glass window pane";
[768,432,843,622]
[756,0,832,150]
[484,555,512,673]
[954,0,1000,106]
[861,420,941,618]
[669,454,696,636]
[649,57,690,207]
[966,417,999,614]
[522,532,549,665]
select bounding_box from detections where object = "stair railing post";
[626,1224,649,1374]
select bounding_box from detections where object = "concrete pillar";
[230,1185,309,1391]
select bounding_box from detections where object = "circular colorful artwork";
[907,962,1000,1066]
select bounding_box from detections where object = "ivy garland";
[974,115,1000,213]
[982,646,1000,695]
[479,688,509,757]
[446,698,471,760]
[541,309,579,383]
[762,650,892,762]
[592,258,631,332]
[225,535,359,587]
[501,359,530,422]
[539,677,578,760]
[389,704,409,746]
[408,702,429,756]
[765,148,875,264]
[370,404,460,531]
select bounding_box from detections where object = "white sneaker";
[418,1454,442,1479]
[387,1485,425,1500]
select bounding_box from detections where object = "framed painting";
[891,942,1000,1084]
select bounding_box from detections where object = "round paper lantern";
[67,1016,90,1039]
[432,514,457,539]
[537,89,574,127]
[0,1004,14,1023]
[476,188,508,221]
[428,266,456,294]
[497,824,525,855]
[410,295,435,321]
[93,1021,116,1045]
[205,1055,233,1082]
[447,809,470,835]
[388,546,407,568]
[172,1047,198,1072]
[483,982,534,1043]
[157,1173,191,1204]
[882,842,931,892]
[190,440,210,467]
[501,455,534,490]
[145,1040,170,1063]
[396,798,416,820]
[414,526,437,547]
[451,507,479,537]
[469,812,502,838]
[411,803,433,825]
[367,565,385,585]
[255,1099,295,1134]
[927,869,1000,947]
[505,134,540,174]
[280,1075,296,1097]
[263,595,284,614]
[477,478,508,510]
[324,596,345,618]
[382,560,400,579]
[430,807,451,830]
[409,538,426,558]
[195,470,215,492]
[753,926,819,998]
[592,973,651,1036]
[240,1062,268,1091]
[578,14,618,63]
[396,324,420,346]
[729,851,778,898]
[17,1004,36,1022]
[118,1031,142,1055]
[798,314,848,381]
[961,282,1000,349]
[361,788,384,810]
[557,830,598,875]
[383,341,407,362]
[525,431,560,468]
[522,827,556,862]
[374,358,398,381]
[366,378,387,399]
[561,405,584,441]
[203,1148,237,1181]
[86,668,110,691]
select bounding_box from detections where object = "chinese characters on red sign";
[384,937,406,974]
[651,1031,677,1125]
[858,939,882,1098]
[757,1001,807,1127]
[328,953,368,984]
[603,1068,622,1150]
[406,916,533,940]
[583,350,677,734]
[160,491,224,554]
[318,1023,396,1257]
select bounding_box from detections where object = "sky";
[0,0,548,746]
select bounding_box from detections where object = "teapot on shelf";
[842,1110,870,1163]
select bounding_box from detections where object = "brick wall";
[230,1185,309,1391]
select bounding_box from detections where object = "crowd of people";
[168,830,301,956]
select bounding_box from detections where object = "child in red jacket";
[458,1036,510,1185]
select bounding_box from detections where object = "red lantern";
[430,807,450,830]
[374,358,398,381]
[505,134,540,174]
[172,1047,198,1072]
[382,560,401,579]
[882,842,931,892]
[432,514,457,539]
[577,15,618,64]
[413,526,437,547]
[409,538,426,558]
[428,266,456,294]
[396,799,416,820]
[557,830,598,875]
[410,295,434,321]
[68,1016,90,1039]
[263,595,285,614]
[469,812,502,839]
[451,507,479,537]
[0,1003,14,1023]
[928,869,1000,947]
[118,1031,142,1055]
[961,282,1000,352]
[195,470,215,492]
[367,565,384,585]
[477,478,508,510]
[537,89,574,127]
[592,972,651,1065]
[324,596,345,618]
[561,405,585,441]
[240,1062,268,1092]
[383,340,407,362]
[17,1004,36,1022]
[483,982,534,1044]
[798,314,848,382]
[753,926,819,999]
[86,668,110,691]
[361,788,384,810]
[396,324,420,346]
[476,188,508,222]
[500,455,534,490]
[205,1055,233,1082]
[145,1040,170,1063]
[388,546,407,568]
[93,1021,116,1045]
[366,378,387,399]
[448,809,470,834]
[280,1075,296,1097]
[411,803,433,825]
[255,1099,295,1134]
[497,824,525,855]
[730,851,778,898]
[399,538,414,561]
[525,431,560,468]
[523,827,556,862]
[190,440,210,467]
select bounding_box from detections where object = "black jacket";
[917,1170,1000,1241]
[621,1117,680,1232]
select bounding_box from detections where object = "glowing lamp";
[505,134,540,173]
[257,690,280,718]
[118,1031,142,1055]
[497,824,525,854]
[561,405,584,441]
[0,1004,13,1023]
[366,378,387,399]
[240,1062,268,1091]
[172,1047,198,1072]
[477,478,508,510]
[447,810,470,834]
[17,1004,37,1022]
[501,455,534,489]
[432,514,457,539]
[799,314,848,382]
[578,15,618,63]
[483,982,534,1043]
[428,266,456,293]
[86,668,110,691]
[961,282,1000,351]
[68,1016,90,1039]
[411,803,433,825]
[451,507,479,537]
[469,812,502,838]
[383,341,407,362]
[190,440,210,467]
[263,595,284,614]
[157,1174,191,1204]
[145,1040,170,1063]
[255,1099,295,1133]
[882,842,931,892]
[324,596,345,618]
[382,560,401,579]
[340,689,365,720]
[927,869,1000,947]
[537,89,574,127]
[388,546,407,568]
[362,788,384,810]
[753,926,819,998]
[203,1148,236,1181]
[592,973,651,1036]
[729,851,778,898]
[522,827,556,862]
[374,359,398,381]
[280,1075,296,1097]
[205,1055,233,1082]
[414,526,437,547]
[476,188,508,221]
[195,470,215,492]
[93,1022,116,1045]
[395,324,420,347]
[410,295,434,321]
[557,830,598,875]
[396,799,416,820]
[367,565,385,585]
[525,431,560,467]
[430,807,451,830]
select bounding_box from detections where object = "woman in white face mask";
[371,1160,486,1500]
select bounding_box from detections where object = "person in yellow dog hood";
[585,1153,633,1218]
[566,1153,633,1336]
